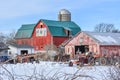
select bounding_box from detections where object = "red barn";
[63,31,120,58]
[15,11,81,53]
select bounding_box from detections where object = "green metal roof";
[41,19,81,36]
[15,19,81,38]
[48,26,66,36]
[41,19,80,28]
[15,24,36,38]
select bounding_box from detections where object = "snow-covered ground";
[0,61,119,80]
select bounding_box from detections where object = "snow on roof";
[93,35,117,43]
[84,31,120,45]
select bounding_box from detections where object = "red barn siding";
[53,37,68,46]
[16,38,33,45]
[65,32,120,59]
[16,21,53,52]
[32,21,52,51]
[100,46,120,56]
[65,32,100,58]
[16,20,72,53]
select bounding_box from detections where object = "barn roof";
[9,44,34,48]
[15,19,81,38]
[41,19,80,36]
[15,24,36,38]
[61,31,120,47]
[84,31,120,45]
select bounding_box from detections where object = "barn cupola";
[58,9,71,21]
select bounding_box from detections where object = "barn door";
[75,45,89,54]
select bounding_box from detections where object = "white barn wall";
[8,46,18,58]
[17,48,34,55]
[9,46,17,54]
[8,45,34,58]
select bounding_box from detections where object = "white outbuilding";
[8,44,34,58]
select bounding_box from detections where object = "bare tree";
[44,44,59,61]
[0,32,6,43]
[94,23,116,32]
[6,30,16,44]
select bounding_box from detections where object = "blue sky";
[0,0,120,34]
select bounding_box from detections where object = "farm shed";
[15,9,81,53]
[8,44,34,58]
[63,31,120,58]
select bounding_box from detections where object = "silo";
[58,9,71,21]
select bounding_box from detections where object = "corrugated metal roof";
[15,19,81,38]
[15,24,36,38]
[9,44,34,48]
[84,31,120,45]
[48,26,66,36]
[41,19,79,28]
[42,19,81,36]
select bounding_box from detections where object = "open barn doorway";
[75,45,89,54]
[21,50,28,55]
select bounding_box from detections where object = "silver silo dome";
[58,9,71,21]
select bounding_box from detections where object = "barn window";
[66,30,72,37]
[67,30,70,36]
[36,28,47,36]
[64,27,72,37]
[40,25,43,28]
[40,23,43,28]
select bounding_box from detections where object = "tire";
[69,61,73,67]
[99,57,107,66]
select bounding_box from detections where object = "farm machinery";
[3,52,119,67]
[14,53,70,63]
[69,53,120,67]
